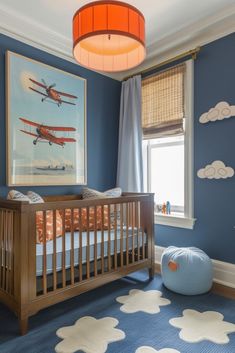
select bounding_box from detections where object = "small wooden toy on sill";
[162,202,166,214]
[166,201,171,214]
[161,201,171,215]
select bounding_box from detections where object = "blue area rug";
[0,271,235,353]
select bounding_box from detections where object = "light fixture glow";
[73,1,146,72]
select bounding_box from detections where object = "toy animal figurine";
[156,204,162,213]
[166,201,171,214]
[162,202,166,214]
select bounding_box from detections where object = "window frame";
[146,136,184,213]
[143,59,196,229]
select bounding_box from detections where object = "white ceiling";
[0,0,235,80]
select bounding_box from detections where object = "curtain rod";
[123,46,200,81]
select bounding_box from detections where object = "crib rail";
[0,209,14,296]
[33,197,150,297]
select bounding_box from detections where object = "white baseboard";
[155,245,235,289]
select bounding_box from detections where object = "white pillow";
[27,191,44,203]
[7,190,30,202]
[7,190,45,204]
[82,187,122,199]
[82,187,106,199]
[104,187,122,197]
[82,187,122,225]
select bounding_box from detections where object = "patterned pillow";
[7,189,62,244]
[82,188,107,199]
[82,187,122,226]
[7,190,45,203]
[82,187,122,199]
[63,207,109,232]
[27,191,44,203]
[104,187,122,197]
[7,190,31,202]
[36,210,63,244]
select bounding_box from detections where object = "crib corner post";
[145,193,155,280]
[148,266,155,280]
[14,203,31,333]
[19,316,29,336]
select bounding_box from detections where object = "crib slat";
[120,203,124,268]
[0,211,3,290]
[53,210,57,291]
[132,202,135,263]
[5,212,9,293]
[126,203,129,266]
[6,212,12,293]
[94,206,97,277]
[4,212,8,291]
[79,208,83,281]
[62,209,66,288]
[2,212,6,291]
[75,208,79,282]
[10,211,14,295]
[6,211,12,294]
[114,204,117,270]
[0,211,6,292]
[101,205,104,274]
[86,207,90,279]
[43,211,47,295]
[136,202,140,261]
[142,226,145,259]
[28,211,36,299]
[8,212,12,294]
[108,205,111,271]
[70,209,75,285]
[2,212,6,292]
[6,211,11,293]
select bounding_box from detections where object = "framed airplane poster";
[6,51,87,186]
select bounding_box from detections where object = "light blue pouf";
[161,246,213,295]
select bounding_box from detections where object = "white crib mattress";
[36,227,146,276]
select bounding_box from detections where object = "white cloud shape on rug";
[136,346,180,353]
[116,289,171,314]
[55,316,125,353]
[169,309,235,344]
[199,101,235,123]
[197,160,234,179]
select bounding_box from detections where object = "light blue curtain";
[116,75,143,192]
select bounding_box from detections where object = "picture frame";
[6,51,87,186]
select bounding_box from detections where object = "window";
[142,60,195,229]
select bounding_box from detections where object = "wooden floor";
[155,264,235,300]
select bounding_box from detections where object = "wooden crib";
[0,192,154,335]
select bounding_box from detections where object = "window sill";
[154,213,196,229]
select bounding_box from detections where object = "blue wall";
[0,34,121,197]
[156,32,235,264]
[1,32,235,264]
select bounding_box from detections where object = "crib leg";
[148,265,155,280]
[19,317,28,335]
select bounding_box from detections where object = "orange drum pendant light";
[73,0,146,72]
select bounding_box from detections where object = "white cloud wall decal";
[197,160,234,179]
[55,316,125,353]
[169,309,235,344]
[199,101,235,123]
[116,289,171,314]
[136,346,180,353]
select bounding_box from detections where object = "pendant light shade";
[73,1,146,72]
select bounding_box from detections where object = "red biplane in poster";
[29,78,78,107]
[19,118,76,147]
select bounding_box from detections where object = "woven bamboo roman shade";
[142,63,186,139]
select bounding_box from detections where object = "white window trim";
[153,59,196,229]
[155,213,196,229]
